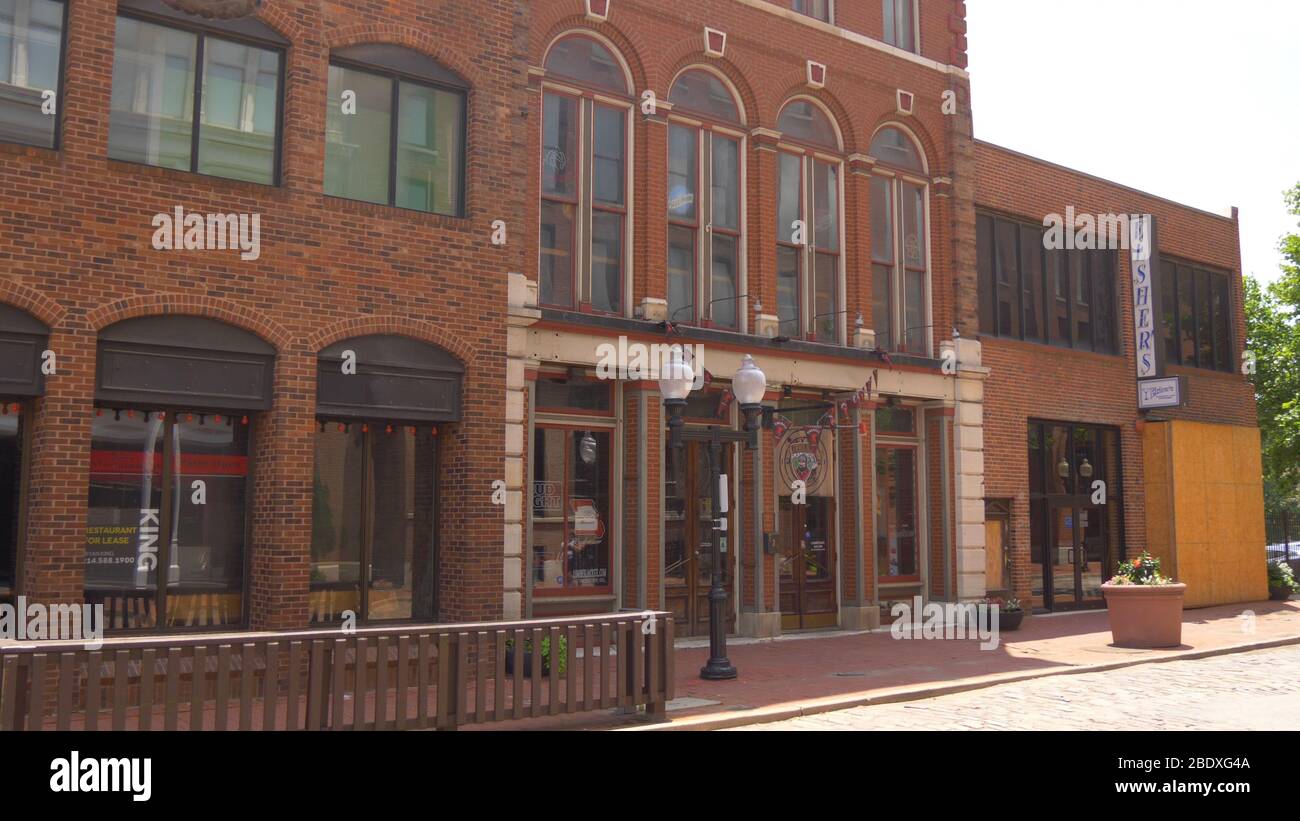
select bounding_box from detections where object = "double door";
[664,441,736,637]
[1038,500,1108,611]
[778,496,837,630]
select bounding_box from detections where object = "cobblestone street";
[731,644,1300,731]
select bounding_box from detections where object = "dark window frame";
[86,406,256,634]
[110,6,288,186]
[976,210,1119,355]
[326,51,469,217]
[308,420,441,625]
[1160,256,1235,373]
[0,0,69,150]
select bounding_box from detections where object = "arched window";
[869,126,931,354]
[775,98,843,344]
[311,335,462,624]
[667,69,745,329]
[777,99,839,152]
[325,44,468,216]
[88,316,275,631]
[540,34,633,314]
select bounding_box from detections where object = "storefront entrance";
[1029,422,1123,612]
[664,440,736,637]
[778,496,837,630]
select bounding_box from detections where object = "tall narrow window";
[325,45,466,215]
[870,127,930,354]
[0,0,64,148]
[883,0,917,53]
[532,427,612,592]
[777,99,843,344]
[108,12,283,184]
[667,70,745,330]
[540,35,632,314]
[0,408,22,606]
[876,446,918,581]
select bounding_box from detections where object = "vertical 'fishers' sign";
[1129,215,1157,378]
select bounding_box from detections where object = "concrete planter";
[1101,583,1186,648]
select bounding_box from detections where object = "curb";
[617,634,1300,731]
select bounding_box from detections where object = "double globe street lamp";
[658,349,767,680]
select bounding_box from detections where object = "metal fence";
[1267,512,1296,562]
[0,612,674,731]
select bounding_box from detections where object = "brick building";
[0,0,1265,638]
[0,0,529,629]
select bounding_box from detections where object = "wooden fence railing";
[0,612,674,731]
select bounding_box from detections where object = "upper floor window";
[540,34,632,314]
[870,126,930,354]
[776,100,843,344]
[1160,259,1233,372]
[790,0,832,23]
[0,0,64,149]
[976,211,1119,354]
[107,9,284,185]
[325,44,467,216]
[883,0,917,53]
[667,69,745,330]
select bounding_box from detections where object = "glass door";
[1049,503,1081,608]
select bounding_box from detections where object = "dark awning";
[96,316,275,411]
[317,335,463,423]
[0,304,50,398]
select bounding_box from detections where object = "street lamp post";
[660,350,766,680]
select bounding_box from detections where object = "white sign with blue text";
[1138,376,1185,410]
[1130,215,1158,378]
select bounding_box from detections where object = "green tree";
[1245,183,1300,519]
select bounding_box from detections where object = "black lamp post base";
[699,660,738,681]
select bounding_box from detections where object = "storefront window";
[86,410,249,630]
[310,424,438,624]
[0,407,23,604]
[876,447,918,581]
[532,427,611,592]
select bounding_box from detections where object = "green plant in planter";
[1268,560,1299,593]
[1109,552,1175,586]
[505,634,568,675]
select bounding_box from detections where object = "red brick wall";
[973,141,1258,605]
[527,0,962,354]
[2,0,530,625]
[763,0,968,68]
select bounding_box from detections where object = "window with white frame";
[870,126,930,354]
[539,34,632,315]
[883,0,918,53]
[667,68,745,330]
[776,99,843,344]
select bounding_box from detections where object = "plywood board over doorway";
[1142,420,1268,607]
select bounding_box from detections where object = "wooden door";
[779,496,837,630]
[664,441,736,636]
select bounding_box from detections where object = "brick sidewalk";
[476,598,1300,730]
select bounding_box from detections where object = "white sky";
[966,0,1300,284]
